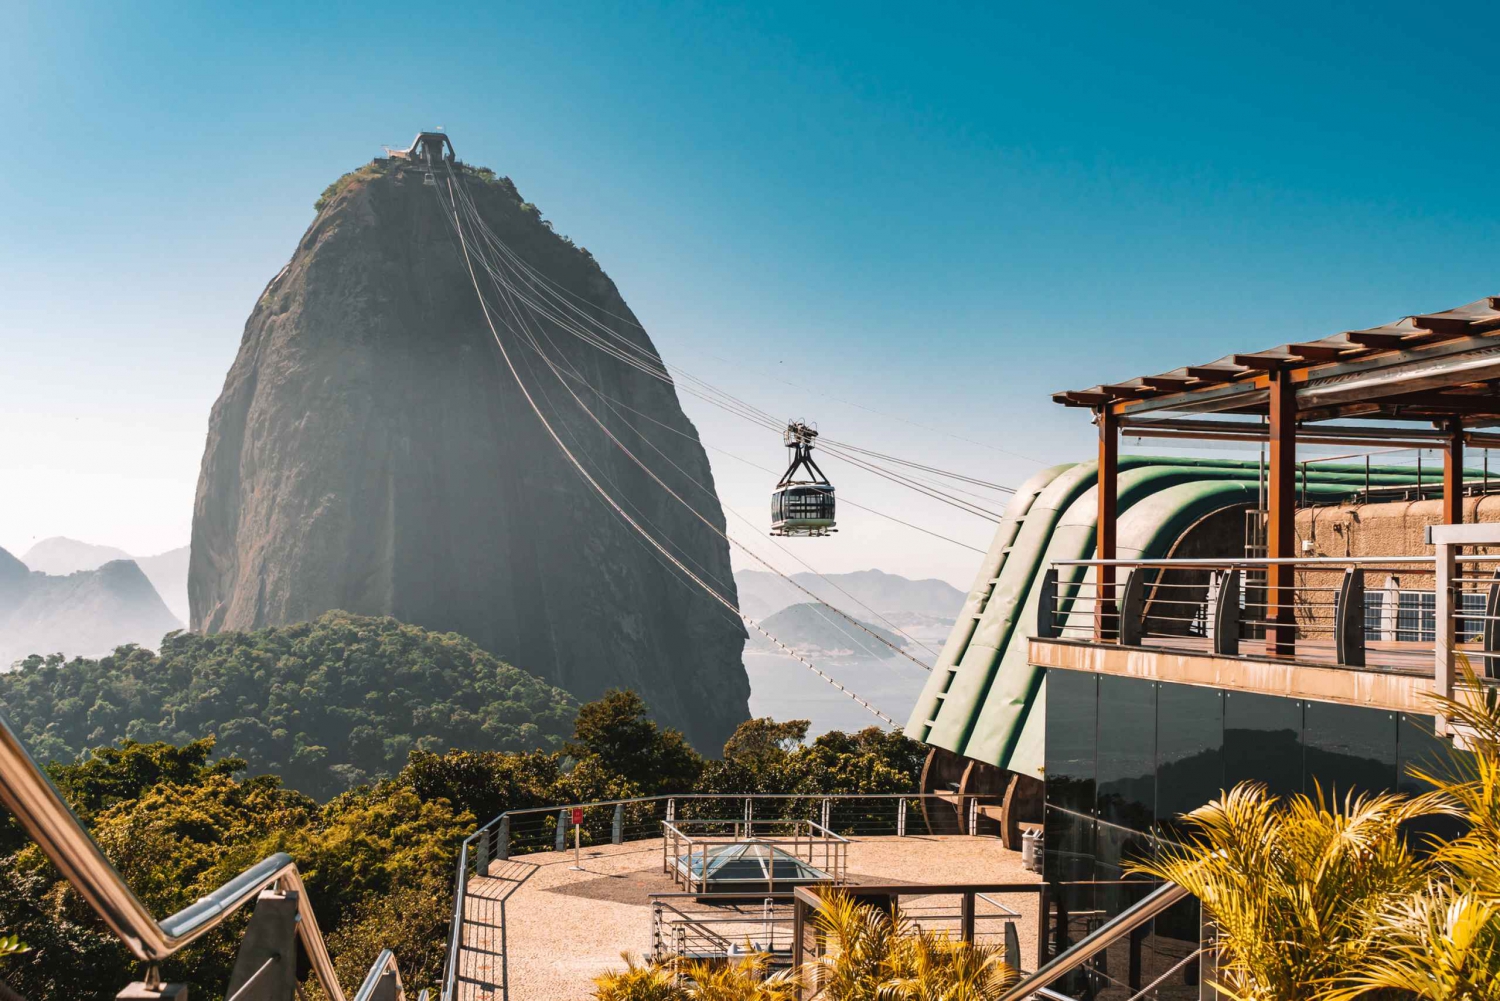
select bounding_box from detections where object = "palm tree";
[1127,782,1447,1001]
[679,954,798,1001]
[803,890,1017,1001]
[593,952,685,1001]
[1324,658,1500,1001]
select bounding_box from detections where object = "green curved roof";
[904,455,1445,777]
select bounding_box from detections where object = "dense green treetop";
[0,688,927,996]
[0,611,578,800]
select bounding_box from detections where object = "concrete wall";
[1296,495,1500,559]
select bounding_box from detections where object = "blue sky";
[2,1,1497,584]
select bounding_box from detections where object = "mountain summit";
[189,153,749,749]
[0,547,181,667]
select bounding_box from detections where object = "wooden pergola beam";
[1140,375,1198,391]
[1055,390,1111,406]
[1184,365,1249,383]
[1415,314,1500,336]
[1346,329,1424,348]
[1233,353,1298,371]
[1100,383,1155,399]
[1286,343,1353,362]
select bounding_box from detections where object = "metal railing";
[0,713,420,1000]
[993,882,1193,1001]
[1038,553,1500,682]
[650,893,792,964]
[662,818,849,892]
[441,792,966,1001]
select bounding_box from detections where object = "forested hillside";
[0,611,578,799]
[0,691,924,997]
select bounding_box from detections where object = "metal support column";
[1266,368,1297,656]
[1445,419,1464,528]
[1096,407,1119,641]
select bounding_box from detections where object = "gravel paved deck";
[453,836,1039,1001]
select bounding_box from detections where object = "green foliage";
[700,717,924,797]
[0,737,468,998]
[568,690,703,797]
[594,952,798,1001]
[314,163,382,213]
[1131,658,1500,1001]
[1129,783,1445,1001]
[0,611,578,800]
[798,891,1016,1001]
[0,673,927,996]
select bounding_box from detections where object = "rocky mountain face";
[189,156,749,751]
[0,547,181,667]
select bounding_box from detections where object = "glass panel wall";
[1302,701,1397,799]
[1043,668,1434,997]
[1224,691,1303,798]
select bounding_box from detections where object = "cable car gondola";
[771,422,836,537]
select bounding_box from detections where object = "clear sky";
[2,1,1497,586]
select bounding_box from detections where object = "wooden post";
[1267,369,1296,656]
[1097,407,1119,640]
[1444,419,1463,527]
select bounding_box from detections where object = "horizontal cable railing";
[1037,553,1500,680]
[0,714,417,1000]
[441,792,970,1001]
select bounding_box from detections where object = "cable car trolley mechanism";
[771,421,836,537]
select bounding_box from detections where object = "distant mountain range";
[0,547,182,668]
[734,568,965,623]
[747,602,909,659]
[20,537,190,622]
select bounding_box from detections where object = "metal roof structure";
[1053,295,1500,431]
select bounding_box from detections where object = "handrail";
[1057,554,1500,566]
[0,713,398,1000]
[353,949,404,1001]
[992,881,1190,1001]
[444,792,947,1000]
[486,791,940,822]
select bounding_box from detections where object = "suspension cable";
[440,167,899,726]
[448,177,932,669]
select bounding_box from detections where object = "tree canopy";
[0,689,927,996]
[0,611,578,800]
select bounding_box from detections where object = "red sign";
[571,808,583,826]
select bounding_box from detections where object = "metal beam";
[1445,419,1464,527]
[1097,409,1118,641]
[1267,369,1296,656]
[1117,416,1451,446]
